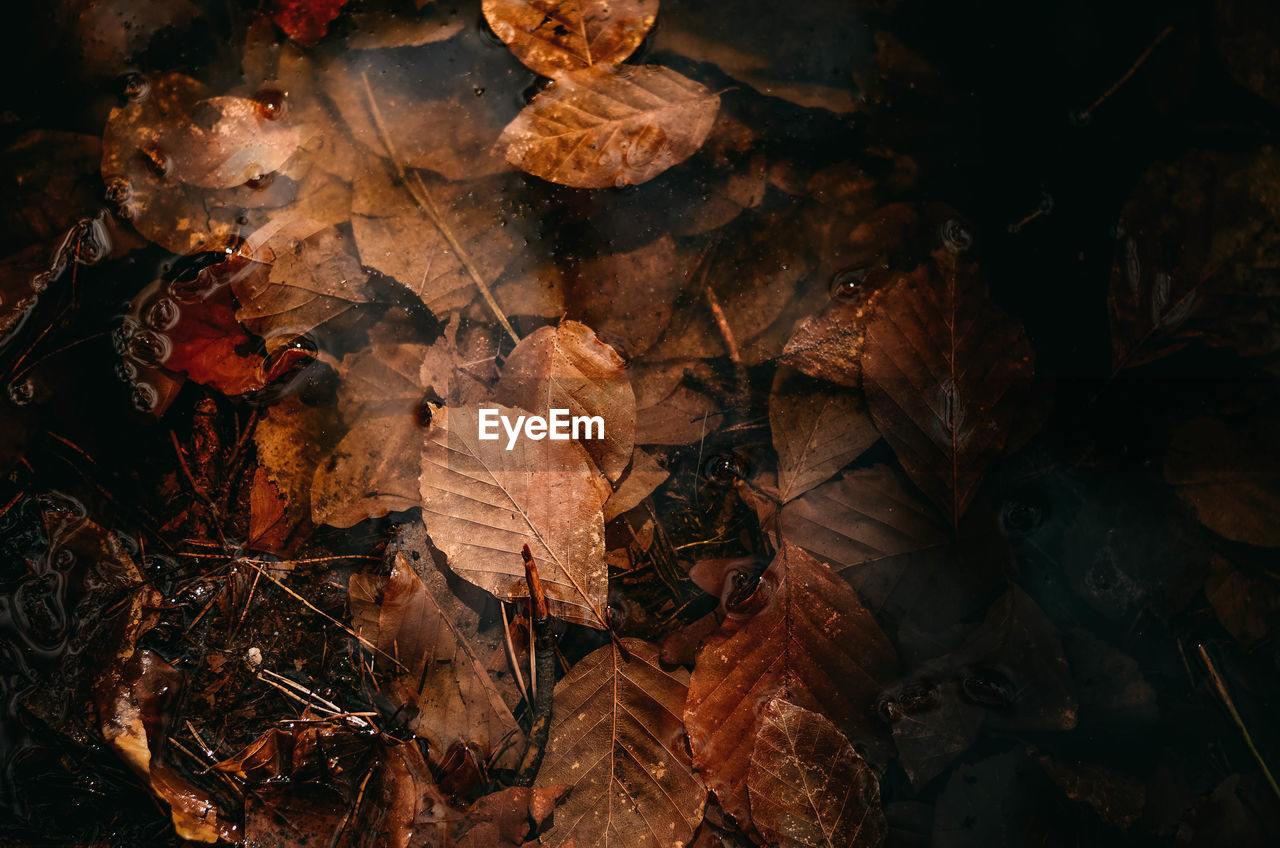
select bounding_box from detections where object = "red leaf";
[271,0,352,45]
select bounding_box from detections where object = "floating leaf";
[770,368,878,504]
[747,698,887,848]
[419,403,611,628]
[494,321,636,482]
[860,255,1035,526]
[375,553,525,768]
[534,639,706,848]
[684,543,898,826]
[271,0,352,45]
[483,0,658,78]
[498,65,720,189]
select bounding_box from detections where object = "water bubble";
[105,177,132,205]
[139,144,169,177]
[245,171,275,190]
[473,86,485,97]
[8,378,35,406]
[940,218,973,253]
[829,267,867,300]
[115,360,138,382]
[131,382,159,412]
[143,296,180,331]
[254,88,287,121]
[122,73,150,102]
[126,329,171,365]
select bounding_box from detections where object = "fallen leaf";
[162,95,300,189]
[1215,0,1280,108]
[770,368,878,504]
[252,396,336,553]
[494,321,636,482]
[498,65,720,189]
[483,0,658,77]
[1109,148,1280,367]
[747,698,887,848]
[376,553,525,769]
[684,543,898,827]
[1163,412,1280,547]
[419,403,611,628]
[271,0,351,45]
[534,639,706,848]
[1204,555,1280,647]
[861,254,1036,525]
[603,448,668,521]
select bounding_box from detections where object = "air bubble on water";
[122,73,150,102]
[132,382,159,412]
[127,329,172,365]
[105,177,132,205]
[941,218,973,253]
[8,378,35,406]
[115,360,137,382]
[143,296,180,331]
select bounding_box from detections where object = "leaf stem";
[515,545,556,786]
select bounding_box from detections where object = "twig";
[500,602,532,708]
[1076,25,1173,123]
[360,72,520,345]
[1197,643,1280,802]
[515,545,556,787]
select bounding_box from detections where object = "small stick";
[515,545,556,786]
[500,602,532,707]
[1197,643,1280,802]
[1076,25,1173,123]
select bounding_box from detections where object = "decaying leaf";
[861,255,1036,525]
[419,403,611,628]
[747,698,886,848]
[271,0,352,45]
[770,368,878,504]
[483,0,658,78]
[1163,412,1280,547]
[535,639,706,848]
[684,543,898,827]
[1110,147,1280,367]
[495,321,636,482]
[603,447,668,521]
[252,397,335,553]
[375,553,525,768]
[499,65,721,189]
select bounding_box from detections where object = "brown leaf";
[770,368,878,504]
[376,553,525,768]
[1163,412,1280,547]
[419,403,611,628]
[603,448,668,521]
[351,156,543,317]
[483,0,658,78]
[252,396,335,553]
[1204,555,1280,647]
[565,235,694,359]
[1109,148,1280,367]
[162,95,300,189]
[747,698,887,848]
[494,321,636,482]
[498,65,720,189]
[534,639,706,848]
[861,255,1035,525]
[684,543,898,827]
[236,220,372,342]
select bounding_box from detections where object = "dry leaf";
[499,65,720,189]
[483,0,658,77]
[419,404,611,628]
[747,698,887,848]
[684,543,898,827]
[235,220,372,342]
[603,448,668,521]
[1204,555,1280,647]
[376,553,525,768]
[1163,412,1280,547]
[861,255,1035,526]
[494,321,636,482]
[534,639,706,848]
[251,396,335,553]
[770,368,878,504]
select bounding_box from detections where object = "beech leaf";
[419,404,611,628]
[684,543,898,826]
[482,0,658,78]
[534,639,706,848]
[770,368,878,504]
[494,320,636,482]
[860,255,1034,526]
[747,698,887,848]
[498,65,720,189]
